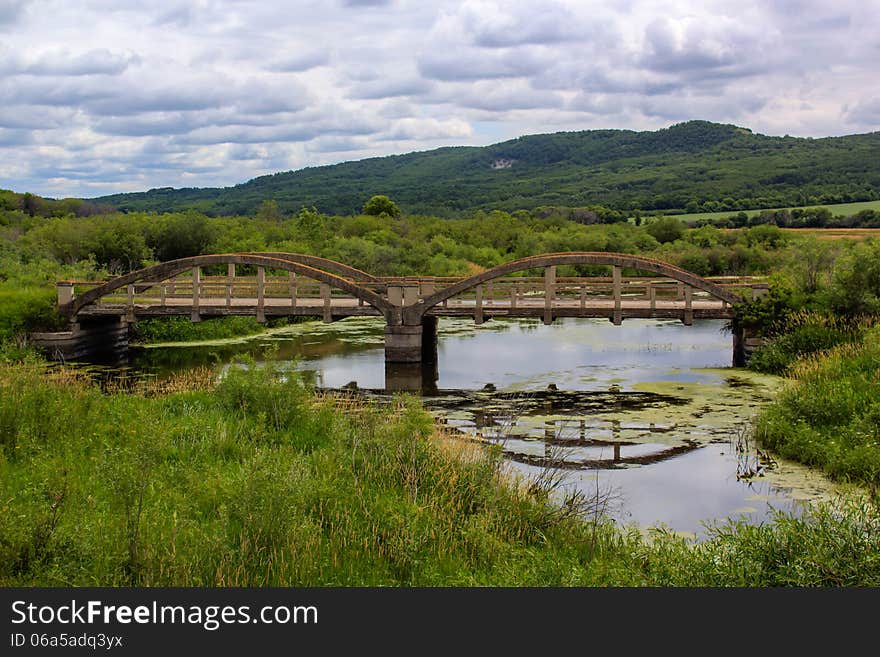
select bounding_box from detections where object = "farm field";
[779,227,880,240]
[667,200,880,224]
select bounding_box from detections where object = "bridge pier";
[732,325,765,367]
[384,316,437,364]
[30,316,130,362]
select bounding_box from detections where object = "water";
[132,316,839,538]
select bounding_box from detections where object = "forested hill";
[94,121,880,217]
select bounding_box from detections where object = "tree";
[363,195,401,218]
[645,216,685,244]
[256,199,282,223]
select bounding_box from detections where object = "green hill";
[93,121,880,216]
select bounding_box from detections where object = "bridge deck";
[76,296,735,320]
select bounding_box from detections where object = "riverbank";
[1,357,878,586]
[130,316,290,345]
[755,327,880,486]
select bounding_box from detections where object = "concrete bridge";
[40,252,767,369]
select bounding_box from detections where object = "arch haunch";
[63,254,391,318]
[404,251,743,324]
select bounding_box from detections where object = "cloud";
[455,0,583,47]
[844,97,880,126]
[266,50,331,73]
[349,77,433,100]
[341,0,393,6]
[418,47,552,81]
[0,0,26,26]
[0,0,877,197]
[0,48,135,77]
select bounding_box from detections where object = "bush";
[0,285,65,343]
[748,313,872,375]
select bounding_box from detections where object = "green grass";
[0,284,65,343]
[748,312,874,375]
[130,316,287,344]
[669,200,880,224]
[1,358,879,586]
[754,329,880,486]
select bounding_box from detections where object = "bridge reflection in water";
[44,251,768,374]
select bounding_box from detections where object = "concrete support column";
[320,283,332,322]
[384,323,423,362]
[612,266,622,325]
[256,266,266,323]
[191,267,201,322]
[683,285,693,326]
[420,316,438,364]
[57,281,74,307]
[732,325,745,367]
[544,266,556,325]
[226,263,235,308]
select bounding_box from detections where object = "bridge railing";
[59,271,769,316]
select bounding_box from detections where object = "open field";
[667,200,880,224]
[780,228,880,240]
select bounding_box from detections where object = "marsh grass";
[130,316,288,344]
[754,328,880,486]
[749,311,878,375]
[2,358,879,586]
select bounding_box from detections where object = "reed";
[2,357,878,586]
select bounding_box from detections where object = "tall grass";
[754,329,880,485]
[0,284,65,344]
[2,359,878,586]
[748,311,876,375]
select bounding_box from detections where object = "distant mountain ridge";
[93,121,880,216]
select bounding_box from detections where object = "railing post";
[126,284,135,322]
[579,284,586,312]
[544,266,556,325]
[510,283,518,310]
[475,284,483,325]
[160,283,166,307]
[191,266,201,322]
[612,266,622,325]
[256,266,266,323]
[289,272,297,310]
[56,281,74,307]
[226,263,235,308]
[683,285,693,326]
[649,284,656,311]
[321,283,332,322]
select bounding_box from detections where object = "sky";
[1,0,878,198]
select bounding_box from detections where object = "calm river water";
[131,316,839,538]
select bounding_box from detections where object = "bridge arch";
[243,252,378,281]
[404,251,743,324]
[62,253,392,319]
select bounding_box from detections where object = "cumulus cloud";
[0,0,876,197]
